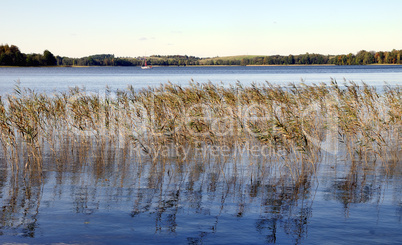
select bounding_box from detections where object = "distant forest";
[1,44,402,67]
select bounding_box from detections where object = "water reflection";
[0,139,401,244]
[321,159,402,219]
[0,165,42,238]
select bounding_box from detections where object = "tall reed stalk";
[0,82,400,183]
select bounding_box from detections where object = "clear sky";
[1,0,402,58]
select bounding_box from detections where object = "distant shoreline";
[2,44,402,67]
[2,63,402,68]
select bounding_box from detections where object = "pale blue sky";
[1,0,401,57]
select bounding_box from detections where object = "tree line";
[0,44,57,66]
[207,53,332,66]
[55,54,142,66]
[332,50,401,65]
[209,50,402,66]
[56,54,202,66]
[1,44,402,67]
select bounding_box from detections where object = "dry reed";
[0,81,400,183]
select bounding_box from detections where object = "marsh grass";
[0,80,400,241]
[0,81,400,183]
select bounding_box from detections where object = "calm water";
[0,65,402,95]
[0,146,401,244]
[0,65,401,244]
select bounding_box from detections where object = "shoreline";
[1,63,402,68]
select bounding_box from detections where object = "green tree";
[288,55,295,65]
[43,50,57,66]
[240,58,249,66]
[26,54,43,66]
[375,51,384,64]
[363,52,375,65]
[0,44,26,66]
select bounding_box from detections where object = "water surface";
[0,144,401,244]
[0,65,401,95]
[0,65,401,244]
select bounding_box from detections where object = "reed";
[0,81,400,183]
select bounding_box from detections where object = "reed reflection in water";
[0,137,401,244]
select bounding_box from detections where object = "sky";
[1,0,402,58]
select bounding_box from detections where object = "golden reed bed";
[0,81,400,183]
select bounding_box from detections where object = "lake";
[0,65,401,244]
[0,65,402,95]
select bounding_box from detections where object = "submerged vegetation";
[2,44,402,66]
[0,81,400,183]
